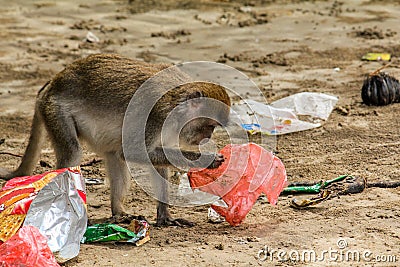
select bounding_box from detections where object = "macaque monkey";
[0,54,231,226]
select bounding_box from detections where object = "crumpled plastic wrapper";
[23,168,87,263]
[0,170,63,244]
[207,207,225,224]
[0,167,87,263]
[188,143,287,226]
[81,220,150,246]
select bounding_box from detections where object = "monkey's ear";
[185,91,203,101]
[178,91,204,112]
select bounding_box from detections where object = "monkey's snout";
[189,136,210,146]
[199,138,210,145]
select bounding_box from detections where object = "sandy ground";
[1,0,400,266]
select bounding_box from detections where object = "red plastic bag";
[188,143,287,226]
[0,225,60,267]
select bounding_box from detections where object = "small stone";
[215,243,224,250]
[247,236,261,242]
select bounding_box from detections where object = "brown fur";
[1,54,231,226]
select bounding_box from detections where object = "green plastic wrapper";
[283,175,348,194]
[81,221,149,244]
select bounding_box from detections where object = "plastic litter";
[85,31,100,43]
[284,175,366,209]
[85,177,105,185]
[290,190,331,209]
[231,92,338,135]
[362,53,391,61]
[178,173,220,205]
[81,220,150,246]
[207,207,225,224]
[283,175,363,194]
[283,175,348,194]
[0,167,87,263]
[0,225,60,267]
[23,168,87,263]
[188,143,287,226]
[0,168,73,244]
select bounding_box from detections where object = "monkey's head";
[174,82,231,146]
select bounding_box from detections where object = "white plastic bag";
[231,92,338,135]
[270,92,338,120]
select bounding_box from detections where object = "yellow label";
[362,53,391,61]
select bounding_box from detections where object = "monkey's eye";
[201,125,215,132]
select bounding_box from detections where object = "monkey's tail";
[0,82,49,180]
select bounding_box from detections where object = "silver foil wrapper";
[23,170,87,263]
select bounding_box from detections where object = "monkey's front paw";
[156,216,195,227]
[207,153,224,169]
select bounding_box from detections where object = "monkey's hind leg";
[41,104,82,169]
[153,167,195,227]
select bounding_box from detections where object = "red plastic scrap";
[188,143,287,226]
[0,225,60,267]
